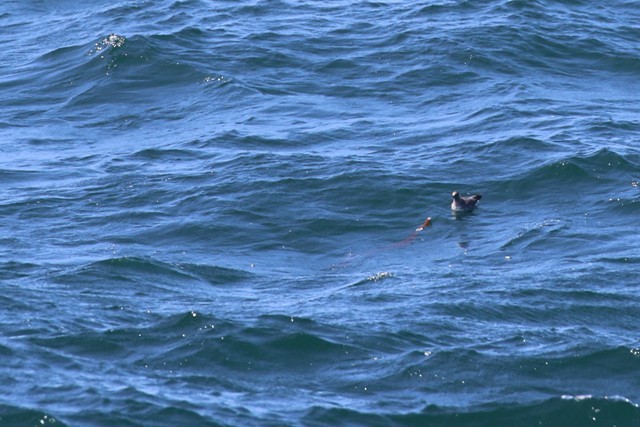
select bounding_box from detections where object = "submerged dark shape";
[451,191,482,212]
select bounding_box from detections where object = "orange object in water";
[416,217,432,231]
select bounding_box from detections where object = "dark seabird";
[451,191,482,212]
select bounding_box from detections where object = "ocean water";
[1,0,640,425]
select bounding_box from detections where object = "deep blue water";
[1,1,640,426]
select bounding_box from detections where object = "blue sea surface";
[1,1,640,426]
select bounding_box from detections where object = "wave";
[9,304,640,425]
[51,257,254,291]
[151,313,367,372]
[500,218,567,250]
[0,261,40,281]
[69,405,223,427]
[493,148,640,197]
[304,395,640,427]
[54,256,192,285]
[2,30,238,129]
[0,405,67,427]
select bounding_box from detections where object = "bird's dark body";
[451,191,482,212]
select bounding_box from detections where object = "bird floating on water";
[451,191,482,212]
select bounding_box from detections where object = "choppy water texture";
[2,0,640,426]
